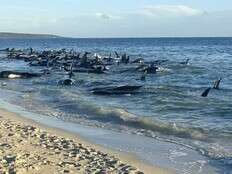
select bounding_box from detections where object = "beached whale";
[0,71,41,79]
[91,85,142,95]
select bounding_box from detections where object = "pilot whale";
[0,71,41,79]
[91,85,142,95]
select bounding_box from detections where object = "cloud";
[96,13,111,20]
[143,5,204,17]
[1,3,231,38]
[95,13,121,20]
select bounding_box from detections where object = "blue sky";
[0,0,232,37]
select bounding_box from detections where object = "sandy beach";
[0,108,171,174]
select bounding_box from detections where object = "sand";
[0,108,173,174]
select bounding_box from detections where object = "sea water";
[0,37,232,173]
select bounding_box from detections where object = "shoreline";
[0,108,172,174]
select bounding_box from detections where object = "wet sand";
[0,108,172,174]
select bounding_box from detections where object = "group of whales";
[0,47,222,97]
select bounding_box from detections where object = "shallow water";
[0,37,232,173]
[0,100,218,174]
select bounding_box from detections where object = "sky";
[0,0,232,37]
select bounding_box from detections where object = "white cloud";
[96,13,111,20]
[1,4,232,37]
[143,5,204,17]
[95,13,121,20]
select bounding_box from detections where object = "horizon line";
[1,32,232,39]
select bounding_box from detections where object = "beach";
[0,0,231,172]
[0,108,171,174]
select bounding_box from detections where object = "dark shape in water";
[29,47,33,54]
[0,71,41,79]
[80,52,91,67]
[29,60,48,67]
[91,85,142,95]
[201,78,222,97]
[58,58,75,86]
[0,48,9,52]
[180,58,190,65]
[114,51,120,58]
[145,63,158,74]
[64,66,105,74]
[131,58,144,64]
[146,59,168,65]
[213,78,222,90]
[58,79,74,86]
[140,70,147,81]
[121,53,130,64]
[201,87,211,97]
[135,62,159,74]
[69,58,75,79]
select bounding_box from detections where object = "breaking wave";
[53,90,208,141]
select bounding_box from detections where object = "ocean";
[0,37,232,174]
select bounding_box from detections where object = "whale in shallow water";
[213,78,222,90]
[180,58,190,65]
[91,85,142,95]
[64,66,105,74]
[201,87,211,97]
[0,71,41,79]
[140,70,147,81]
[58,59,75,86]
[0,48,10,52]
[131,58,144,64]
[58,79,74,86]
[201,78,222,97]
